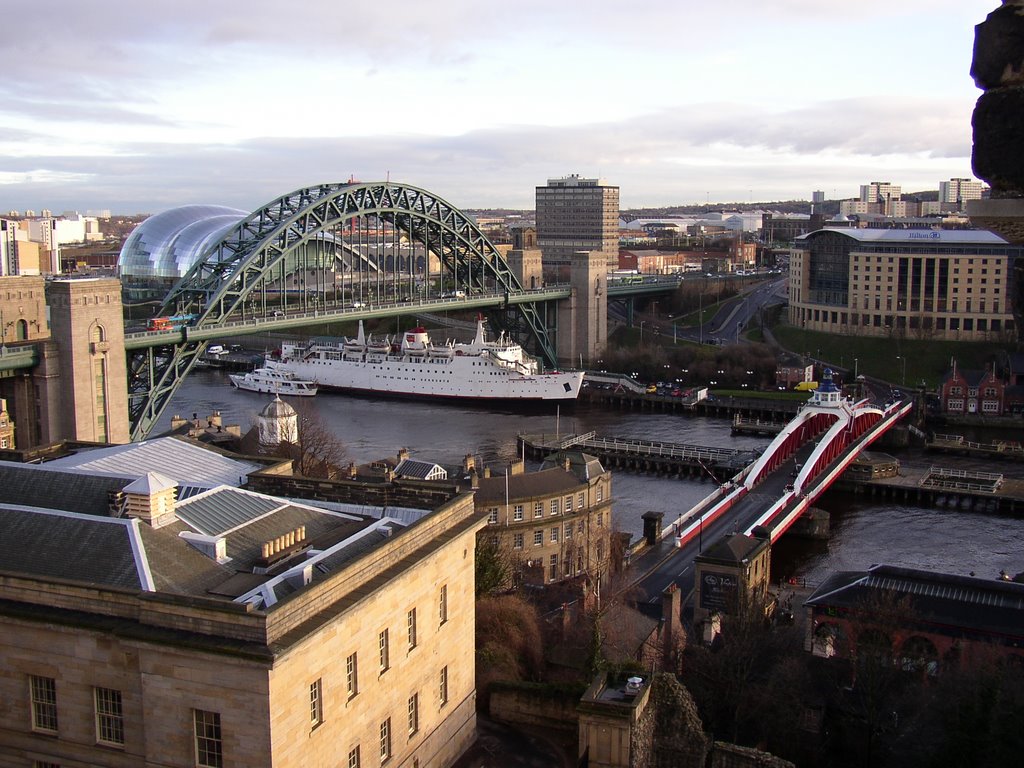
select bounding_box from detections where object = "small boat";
[229,361,318,396]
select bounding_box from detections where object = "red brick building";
[939,362,1005,415]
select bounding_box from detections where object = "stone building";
[474,452,613,588]
[693,532,772,641]
[0,439,482,767]
[0,275,129,446]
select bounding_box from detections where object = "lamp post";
[640,320,646,344]
[854,357,858,379]
[897,355,906,386]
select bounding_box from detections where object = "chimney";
[483,467,491,479]
[347,461,358,478]
[463,453,476,473]
[397,447,410,463]
[170,414,187,431]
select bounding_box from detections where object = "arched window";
[15,319,28,340]
[91,324,106,343]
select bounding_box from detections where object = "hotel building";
[535,175,620,272]
[788,229,1021,341]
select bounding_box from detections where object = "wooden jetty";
[833,463,1024,513]
[925,433,1024,462]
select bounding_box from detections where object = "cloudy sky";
[0,0,995,214]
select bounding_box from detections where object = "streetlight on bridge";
[896,355,907,386]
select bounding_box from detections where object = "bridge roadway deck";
[624,402,910,606]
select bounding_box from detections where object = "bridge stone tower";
[40,278,130,444]
[556,250,607,368]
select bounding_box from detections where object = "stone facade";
[555,249,608,368]
[0,493,483,767]
[475,454,613,588]
[43,277,130,444]
[693,533,772,634]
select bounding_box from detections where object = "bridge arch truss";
[128,181,559,440]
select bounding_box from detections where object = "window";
[407,608,417,650]
[310,678,323,727]
[194,709,223,768]
[577,492,585,509]
[565,523,573,539]
[534,501,543,517]
[533,529,543,546]
[94,687,124,746]
[564,496,572,513]
[439,584,448,624]
[549,554,558,581]
[487,508,498,524]
[596,486,603,502]
[439,666,449,706]
[380,717,392,762]
[348,746,361,768]
[513,504,524,521]
[597,512,604,527]
[513,532,524,549]
[346,653,359,698]
[379,629,390,673]
[550,499,558,515]
[29,675,58,733]
[550,527,559,543]
[408,692,419,736]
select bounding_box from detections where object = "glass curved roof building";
[118,205,248,281]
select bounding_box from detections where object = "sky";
[0,0,998,215]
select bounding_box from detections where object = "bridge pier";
[555,250,607,368]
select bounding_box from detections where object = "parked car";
[207,344,225,355]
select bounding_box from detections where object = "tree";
[264,399,348,477]
[475,535,513,597]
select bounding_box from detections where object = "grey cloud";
[0,95,974,213]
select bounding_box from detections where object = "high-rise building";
[859,182,901,204]
[811,190,826,204]
[535,175,619,272]
[939,178,985,208]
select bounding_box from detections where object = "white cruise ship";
[276,318,583,402]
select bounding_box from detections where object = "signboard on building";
[700,570,738,611]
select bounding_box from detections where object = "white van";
[207,344,225,355]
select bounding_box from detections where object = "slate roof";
[41,436,261,489]
[699,533,768,565]
[475,466,582,505]
[395,458,447,480]
[0,463,132,516]
[0,505,151,590]
[805,564,1024,644]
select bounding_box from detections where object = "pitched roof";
[0,505,152,590]
[805,564,1024,643]
[40,436,261,489]
[0,463,132,516]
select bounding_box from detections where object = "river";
[163,369,1024,586]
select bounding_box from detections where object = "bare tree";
[267,399,348,478]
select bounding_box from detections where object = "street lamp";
[640,320,646,343]
[854,357,858,379]
[896,355,906,386]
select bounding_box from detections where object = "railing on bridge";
[921,466,1004,493]
[578,435,746,463]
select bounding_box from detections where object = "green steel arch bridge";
[124,181,584,440]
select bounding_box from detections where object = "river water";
[164,369,1024,586]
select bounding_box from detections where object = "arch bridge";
[127,181,567,441]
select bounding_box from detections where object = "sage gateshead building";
[788,228,1021,342]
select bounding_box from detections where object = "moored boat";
[229,361,318,396]
[275,317,583,402]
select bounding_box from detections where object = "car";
[645,384,657,394]
[671,388,682,397]
[229,344,244,353]
[349,301,367,309]
[783,484,795,494]
[207,344,225,355]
